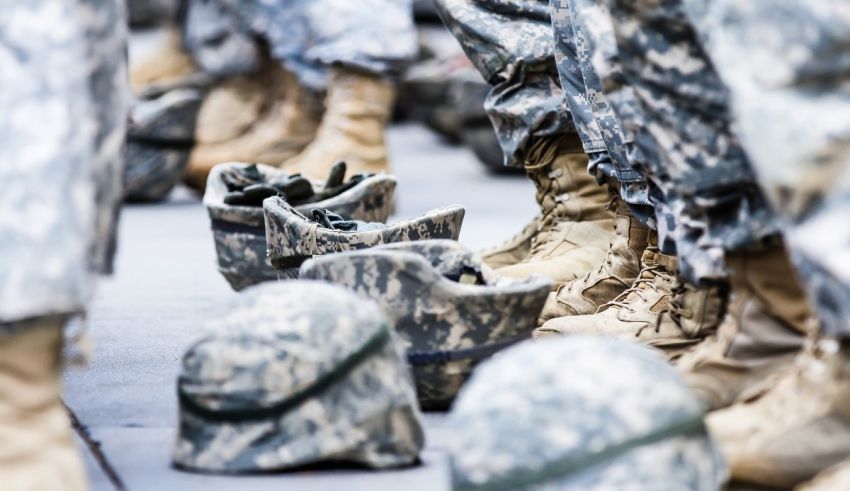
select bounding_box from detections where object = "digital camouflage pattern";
[434,0,574,168]
[196,0,417,90]
[300,240,551,410]
[0,0,127,329]
[605,0,780,285]
[183,0,261,77]
[204,163,397,290]
[126,85,203,202]
[173,281,425,472]
[264,197,465,278]
[700,0,850,338]
[446,337,727,491]
[434,0,651,212]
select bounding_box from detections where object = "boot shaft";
[612,197,650,260]
[279,69,324,140]
[522,135,612,224]
[319,68,397,144]
[726,241,816,338]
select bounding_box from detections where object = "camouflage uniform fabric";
[700,0,850,337]
[0,0,127,330]
[194,0,418,90]
[263,196,465,277]
[446,337,727,490]
[604,0,780,285]
[300,240,551,410]
[204,163,397,290]
[173,281,425,472]
[433,0,574,168]
[436,1,649,207]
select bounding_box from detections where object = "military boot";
[676,242,814,410]
[478,214,543,270]
[282,68,396,180]
[538,197,649,322]
[796,459,850,491]
[494,135,614,285]
[130,26,197,92]
[185,67,323,192]
[707,337,850,489]
[534,248,705,358]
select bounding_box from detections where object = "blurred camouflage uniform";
[672,3,850,488]
[174,281,424,472]
[604,0,780,285]
[701,0,850,338]
[446,337,727,490]
[0,0,128,488]
[193,0,418,89]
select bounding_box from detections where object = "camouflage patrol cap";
[447,337,727,491]
[264,197,465,279]
[300,240,551,410]
[204,162,397,291]
[173,281,424,473]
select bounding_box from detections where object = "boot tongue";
[619,249,668,304]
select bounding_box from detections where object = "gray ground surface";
[64,123,537,490]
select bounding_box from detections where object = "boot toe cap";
[538,292,579,324]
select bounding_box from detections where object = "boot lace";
[646,283,688,335]
[524,139,562,256]
[600,247,666,314]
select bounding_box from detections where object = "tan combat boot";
[676,242,814,410]
[479,214,543,270]
[282,68,396,180]
[538,197,649,322]
[796,459,850,491]
[707,337,850,489]
[0,320,88,491]
[494,135,614,286]
[535,248,707,358]
[184,67,323,192]
[130,26,197,92]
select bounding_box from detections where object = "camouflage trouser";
[701,0,850,336]
[605,0,780,284]
[192,0,418,90]
[436,0,656,215]
[0,0,127,330]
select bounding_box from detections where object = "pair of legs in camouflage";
[141,0,419,190]
[632,1,850,488]
[434,0,761,347]
[444,0,850,487]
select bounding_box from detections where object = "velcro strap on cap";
[455,415,707,491]
[406,335,529,367]
[178,325,391,423]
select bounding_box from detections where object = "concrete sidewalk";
[64,123,537,490]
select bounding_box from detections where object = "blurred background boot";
[707,337,850,489]
[676,241,814,410]
[282,68,396,180]
[130,25,197,92]
[184,67,323,193]
[795,459,850,491]
[493,135,613,286]
[538,197,649,322]
[0,319,87,491]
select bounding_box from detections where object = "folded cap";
[447,337,727,490]
[173,281,424,473]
